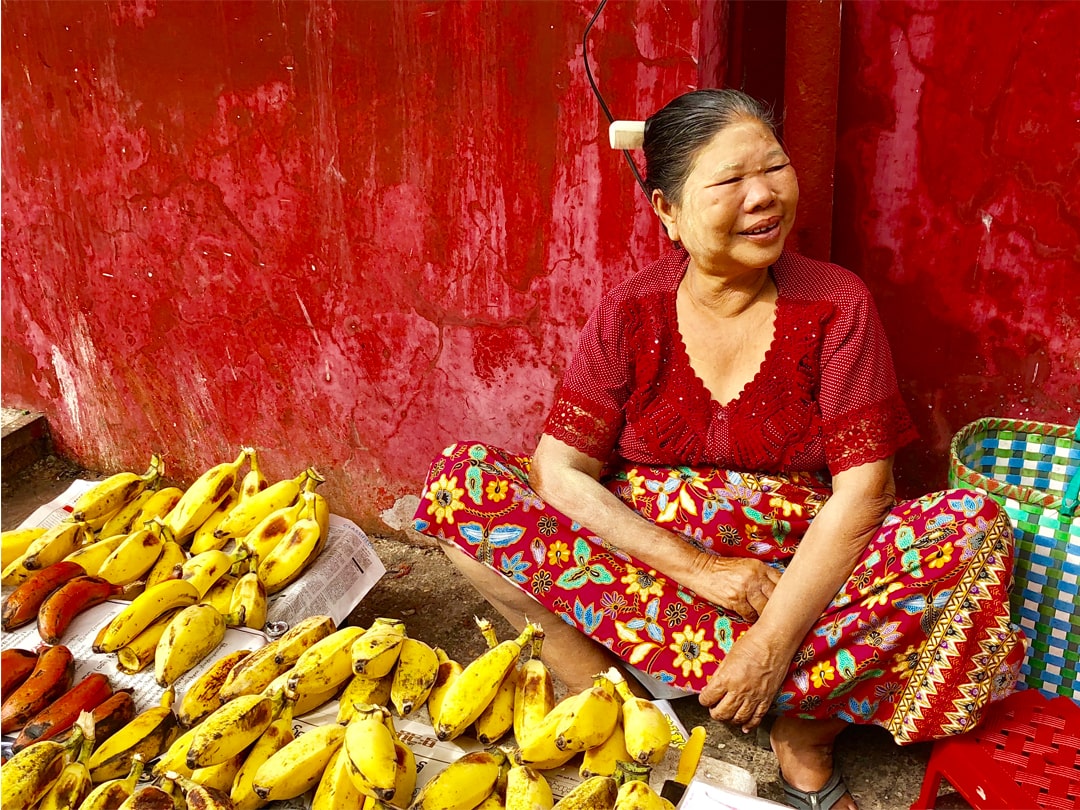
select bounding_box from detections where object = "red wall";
[3,0,1077,532]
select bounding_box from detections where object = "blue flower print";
[626,598,664,644]
[573,598,602,634]
[459,522,525,566]
[947,491,984,518]
[499,551,530,584]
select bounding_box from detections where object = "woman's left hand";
[699,631,788,732]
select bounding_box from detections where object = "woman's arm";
[531,434,782,621]
[699,456,896,729]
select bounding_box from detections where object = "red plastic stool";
[910,689,1080,809]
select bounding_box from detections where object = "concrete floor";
[0,447,961,810]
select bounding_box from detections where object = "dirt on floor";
[1,454,956,810]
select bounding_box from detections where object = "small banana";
[179,548,235,598]
[351,618,407,678]
[99,488,156,539]
[505,765,554,810]
[253,721,345,801]
[337,671,394,723]
[474,618,518,744]
[216,469,309,540]
[152,724,201,779]
[426,647,463,728]
[144,539,187,589]
[263,668,343,717]
[187,690,285,770]
[312,744,367,810]
[87,689,179,782]
[200,573,239,614]
[342,704,399,803]
[95,578,200,653]
[134,486,185,526]
[0,734,76,810]
[389,637,439,717]
[219,614,336,700]
[191,749,247,792]
[189,489,239,554]
[435,622,536,741]
[409,748,508,810]
[171,772,237,810]
[387,713,417,807]
[79,755,145,810]
[1,526,47,567]
[287,624,367,697]
[514,687,594,770]
[612,674,670,766]
[177,648,252,727]
[229,697,295,810]
[19,520,91,573]
[60,533,127,577]
[551,776,619,810]
[235,499,305,566]
[514,629,556,745]
[225,558,267,629]
[116,608,182,674]
[97,523,167,586]
[162,449,251,543]
[237,449,268,502]
[72,455,162,524]
[554,674,620,753]
[613,780,668,810]
[256,491,323,594]
[116,777,182,810]
[581,720,631,778]
[37,724,94,810]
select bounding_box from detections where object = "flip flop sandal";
[779,768,850,810]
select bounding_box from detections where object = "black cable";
[583,0,650,200]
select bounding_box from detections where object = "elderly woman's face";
[654,117,798,275]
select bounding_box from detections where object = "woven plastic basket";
[949,418,1080,701]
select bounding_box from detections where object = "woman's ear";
[651,189,679,242]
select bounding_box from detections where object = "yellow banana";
[263,668,342,717]
[189,489,240,554]
[614,780,668,810]
[79,755,144,810]
[514,685,602,769]
[187,691,284,770]
[18,520,91,572]
[514,629,555,745]
[0,734,75,810]
[389,720,417,807]
[72,455,162,524]
[351,619,407,679]
[312,744,366,810]
[409,749,508,810]
[162,449,251,543]
[554,674,619,753]
[116,778,181,810]
[176,648,252,727]
[253,722,344,802]
[337,672,394,723]
[505,765,554,810]
[144,539,187,589]
[172,772,237,810]
[551,776,618,810]
[435,622,536,741]
[343,704,398,803]
[134,486,185,527]
[256,491,322,594]
[237,449,268,503]
[62,533,128,577]
[426,647,463,728]
[152,724,201,778]
[288,624,368,697]
[229,697,295,810]
[97,523,166,586]
[389,636,439,717]
[676,725,706,786]
[88,690,179,782]
[476,795,507,810]
[116,607,183,674]
[100,488,155,540]
[191,750,246,792]
[304,468,330,543]
[235,500,304,566]
[613,675,670,766]
[37,721,93,810]
[225,560,267,629]
[96,578,200,653]
[1,526,47,567]
[474,619,518,744]
[200,573,239,614]
[216,469,308,541]
[581,720,630,778]
[178,548,235,598]
[219,614,336,700]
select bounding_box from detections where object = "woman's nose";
[743,176,775,210]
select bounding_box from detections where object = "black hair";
[644,89,777,205]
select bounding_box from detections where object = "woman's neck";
[681,262,774,319]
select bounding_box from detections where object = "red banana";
[0,648,39,696]
[37,575,121,644]
[1,560,86,630]
[0,644,75,734]
[11,671,113,752]
[59,689,137,751]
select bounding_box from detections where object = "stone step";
[2,408,52,482]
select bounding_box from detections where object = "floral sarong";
[414,442,1026,744]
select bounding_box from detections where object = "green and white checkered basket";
[949,417,1080,701]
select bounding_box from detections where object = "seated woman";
[413,89,1024,810]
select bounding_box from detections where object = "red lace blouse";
[543,248,917,476]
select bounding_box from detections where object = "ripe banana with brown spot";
[514,629,555,745]
[97,523,167,586]
[229,697,295,810]
[409,748,508,810]
[426,646,463,728]
[162,449,251,543]
[390,636,439,716]
[253,721,345,802]
[134,486,185,527]
[612,674,670,766]
[216,469,309,541]
[152,724,201,779]
[235,499,304,566]
[312,744,366,810]
[96,578,200,653]
[2,526,47,568]
[263,668,343,717]
[351,618,407,679]
[87,689,179,782]
[4,521,90,583]
[287,624,367,697]
[177,649,252,727]
[78,754,145,810]
[100,488,155,539]
[179,549,235,598]
[225,559,267,629]
[337,671,393,723]
[36,715,94,810]
[116,608,182,674]
[256,491,323,594]
[189,489,239,554]
[72,455,163,525]
[551,776,619,810]
[62,533,127,577]
[474,619,518,744]
[553,673,620,753]
[191,749,247,792]
[505,765,554,810]
[0,733,79,810]
[186,690,285,770]
[144,539,187,589]
[581,720,631,778]
[613,780,670,810]
[219,614,336,700]
[342,703,398,803]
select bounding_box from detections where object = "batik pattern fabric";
[414,441,1026,745]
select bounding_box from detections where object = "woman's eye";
[713,177,742,187]
[765,163,790,174]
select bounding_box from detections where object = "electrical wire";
[583,0,650,199]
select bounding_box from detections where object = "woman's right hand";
[679,554,782,623]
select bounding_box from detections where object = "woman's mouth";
[739,218,782,241]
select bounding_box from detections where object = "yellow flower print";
[486,480,509,502]
[670,625,715,679]
[425,474,465,524]
[926,541,954,569]
[861,581,903,609]
[626,469,647,501]
[621,565,665,602]
[547,540,570,566]
[891,643,922,676]
[810,660,836,688]
[769,494,803,518]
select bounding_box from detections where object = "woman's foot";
[770,716,858,810]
